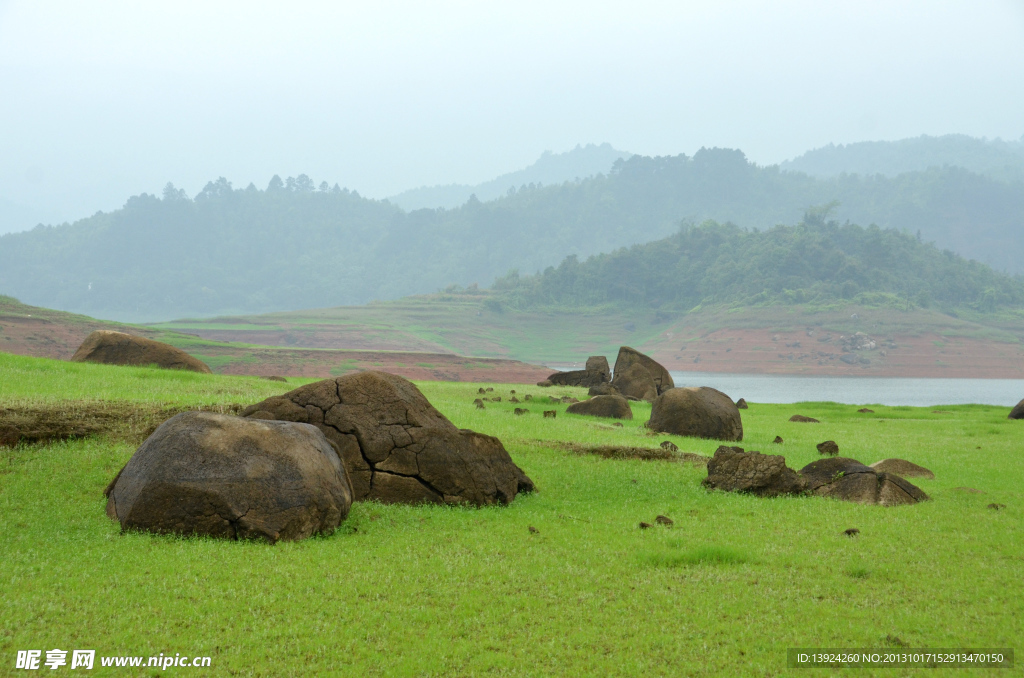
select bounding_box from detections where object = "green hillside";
[490,215,1024,314]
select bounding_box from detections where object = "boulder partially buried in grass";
[869,458,934,479]
[648,387,743,441]
[105,412,352,543]
[799,457,929,506]
[610,346,673,401]
[71,330,211,373]
[1009,399,1024,420]
[241,371,533,506]
[566,395,633,419]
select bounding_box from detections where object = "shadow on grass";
[642,544,752,568]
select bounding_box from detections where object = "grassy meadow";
[1,351,1021,676]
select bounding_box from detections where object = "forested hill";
[1,148,1022,322]
[388,143,631,210]
[489,217,1024,314]
[781,134,1024,183]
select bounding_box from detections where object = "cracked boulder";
[104,411,352,543]
[702,446,807,497]
[241,371,534,506]
[799,457,929,506]
[72,330,211,373]
[648,386,743,441]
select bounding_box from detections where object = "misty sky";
[1,0,1023,231]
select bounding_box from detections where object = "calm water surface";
[668,372,1024,407]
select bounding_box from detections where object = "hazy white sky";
[1,0,1023,228]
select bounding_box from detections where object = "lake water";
[667,372,1024,407]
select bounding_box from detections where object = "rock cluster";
[72,330,211,373]
[702,447,929,506]
[241,371,534,506]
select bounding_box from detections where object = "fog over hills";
[782,134,1024,183]
[388,143,631,211]
[1,143,1022,323]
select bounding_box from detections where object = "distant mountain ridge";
[781,134,1024,183]
[1,147,1022,322]
[388,143,631,210]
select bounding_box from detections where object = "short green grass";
[1,352,1021,676]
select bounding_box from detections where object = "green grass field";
[1,352,1021,676]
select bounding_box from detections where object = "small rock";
[639,522,652,529]
[543,410,557,418]
[492,396,502,402]
[735,398,748,409]
[510,390,516,394]
[536,380,553,387]
[478,387,486,394]
[528,526,539,534]
[524,395,532,401]
[613,422,624,427]
[988,503,1007,510]
[660,440,679,452]
[789,415,820,423]
[510,397,520,403]
[655,515,674,526]
[857,408,874,413]
[514,408,529,416]
[843,528,860,537]
[816,440,840,456]
[486,387,494,392]
[772,436,784,444]
[474,399,485,409]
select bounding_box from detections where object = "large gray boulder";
[241,371,533,506]
[585,356,611,380]
[104,412,352,543]
[799,457,929,506]
[610,346,674,401]
[1009,399,1024,419]
[648,387,743,441]
[702,446,807,497]
[72,330,211,373]
[566,395,633,420]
